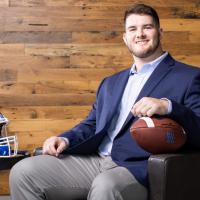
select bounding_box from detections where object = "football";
[130,117,187,154]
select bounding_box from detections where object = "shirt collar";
[129,52,168,76]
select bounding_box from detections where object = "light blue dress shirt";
[98,52,169,156]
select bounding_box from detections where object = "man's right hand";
[42,136,69,156]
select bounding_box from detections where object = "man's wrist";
[60,137,70,147]
[161,98,172,114]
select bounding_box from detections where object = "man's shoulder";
[163,53,199,73]
[163,53,198,74]
[173,59,200,74]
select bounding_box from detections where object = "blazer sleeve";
[168,71,200,148]
[58,78,105,147]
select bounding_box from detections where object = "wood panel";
[3,6,200,19]
[5,18,124,32]
[0,32,72,43]
[0,171,9,195]
[17,68,115,82]
[0,0,200,195]
[174,55,200,66]
[0,56,70,69]
[9,0,200,7]
[25,44,129,56]
[0,44,24,56]
[0,81,99,94]
[0,106,91,119]
[161,19,200,31]
[0,93,95,106]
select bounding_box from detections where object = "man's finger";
[56,141,67,155]
[49,144,58,156]
[42,137,58,155]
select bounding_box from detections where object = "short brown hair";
[124,4,160,28]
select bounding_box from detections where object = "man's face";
[123,14,162,58]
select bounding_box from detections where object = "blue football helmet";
[0,113,18,157]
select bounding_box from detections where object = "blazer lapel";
[97,69,130,133]
[121,54,175,130]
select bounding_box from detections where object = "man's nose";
[136,28,145,38]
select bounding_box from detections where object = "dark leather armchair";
[0,151,30,170]
[33,148,200,200]
[148,151,200,200]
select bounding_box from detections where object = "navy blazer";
[60,54,200,187]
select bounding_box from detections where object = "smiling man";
[123,13,162,65]
[10,4,200,200]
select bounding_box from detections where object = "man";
[9,4,200,200]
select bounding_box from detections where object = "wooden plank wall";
[0,0,200,195]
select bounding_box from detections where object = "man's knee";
[88,170,121,200]
[88,168,147,200]
[91,172,117,191]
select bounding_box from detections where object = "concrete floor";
[0,196,10,200]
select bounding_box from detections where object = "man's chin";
[133,51,152,58]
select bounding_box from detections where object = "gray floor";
[0,196,10,200]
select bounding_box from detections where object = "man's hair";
[124,4,160,28]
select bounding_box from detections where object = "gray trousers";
[9,154,147,200]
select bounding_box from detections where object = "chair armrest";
[148,151,200,200]
[0,151,30,170]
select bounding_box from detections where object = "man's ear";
[159,28,163,39]
[123,32,127,45]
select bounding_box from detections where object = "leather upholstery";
[148,151,200,200]
[0,151,30,170]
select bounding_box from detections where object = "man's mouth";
[135,40,149,45]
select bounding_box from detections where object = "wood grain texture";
[0,0,200,195]
[25,43,129,56]
[0,56,70,69]
[0,44,24,56]
[161,19,200,31]
[0,93,95,106]
[17,68,115,82]
[5,18,124,31]
[0,81,99,94]
[9,0,200,7]
[3,5,200,19]
[0,32,72,44]
[0,106,91,119]
[0,171,10,195]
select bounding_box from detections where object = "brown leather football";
[130,117,187,154]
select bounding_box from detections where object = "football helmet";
[0,113,18,157]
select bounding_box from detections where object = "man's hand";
[131,97,169,117]
[42,136,69,156]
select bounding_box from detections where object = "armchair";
[148,151,200,200]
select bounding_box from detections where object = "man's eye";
[145,26,152,29]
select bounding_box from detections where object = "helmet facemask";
[0,114,18,157]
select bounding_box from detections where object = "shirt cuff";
[60,137,70,146]
[161,98,172,114]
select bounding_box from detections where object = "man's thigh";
[10,154,102,200]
